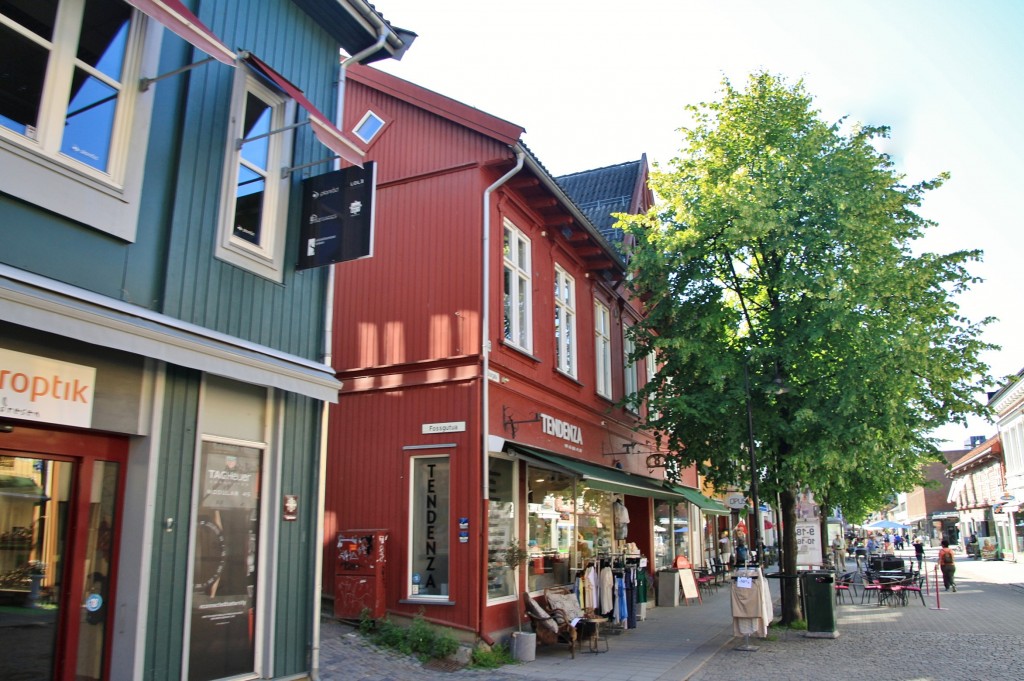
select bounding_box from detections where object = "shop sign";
[539,412,583,451]
[795,520,822,566]
[297,162,376,270]
[726,493,748,509]
[0,348,96,428]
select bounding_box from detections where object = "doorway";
[0,425,127,681]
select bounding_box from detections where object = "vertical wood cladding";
[160,0,335,361]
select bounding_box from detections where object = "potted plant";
[27,561,45,608]
[504,539,535,662]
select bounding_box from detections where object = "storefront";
[1,306,334,680]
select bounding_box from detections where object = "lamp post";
[743,362,760,564]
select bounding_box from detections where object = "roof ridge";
[555,158,641,180]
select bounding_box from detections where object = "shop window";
[576,487,614,561]
[189,438,264,681]
[554,265,577,377]
[526,467,576,592]
[409,456,450,599]
[502,220,532,353]
[486,456,516,601]
[594,301,612,398]
[654,501,690,570]
[216,66,295,282]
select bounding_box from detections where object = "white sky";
[372,0,1024,448]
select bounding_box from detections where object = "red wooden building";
[323,65,722,642]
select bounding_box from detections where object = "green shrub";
[470,642,514,669]
[359,610,460,662]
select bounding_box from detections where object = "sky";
[371,0,1023,448]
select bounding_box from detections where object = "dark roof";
[555,160,643,243]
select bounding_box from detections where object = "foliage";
[619,71,993,621]
[503,540,530,570]
[470,642,515,668]
[358,610,460,662]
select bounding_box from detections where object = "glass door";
[0,427,125,681]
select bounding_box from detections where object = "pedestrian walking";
[831,534,846,569]
[938,539,957,591]
[913,535,925,571]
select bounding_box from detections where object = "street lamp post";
[744,362,760,565]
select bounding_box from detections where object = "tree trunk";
[818,506,830,568]
[779,488,801,625]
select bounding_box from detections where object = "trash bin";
[800,570,837,638]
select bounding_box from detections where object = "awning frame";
[667,485,731,515]
[509,445,687,501]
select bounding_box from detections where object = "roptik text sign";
[0,348,96,427]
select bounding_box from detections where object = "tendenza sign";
[0,348,96,427]
[540,413,583,452]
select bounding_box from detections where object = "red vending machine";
[334,530,388,619]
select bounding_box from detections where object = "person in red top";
[937,539,957,592]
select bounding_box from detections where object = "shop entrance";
[0,425,126,681]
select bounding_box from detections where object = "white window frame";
[215,67,296,282]
[646,350,660,420]
[554,265,577,378]
[594,300,612,399]
[0,4,159,240]
[407,453,451,601]
[486,452,519,605]
[352,109,385,144]
[623,325,637,411]
[502,219,533,353]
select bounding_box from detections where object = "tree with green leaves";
[620,72,993,624]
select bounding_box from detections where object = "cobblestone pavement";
[317,550,1024,681]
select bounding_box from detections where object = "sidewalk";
[316,554,1024,681]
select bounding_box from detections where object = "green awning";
[509,446,687,501]
[667,485,730,515]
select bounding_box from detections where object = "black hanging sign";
[297,161,376,270]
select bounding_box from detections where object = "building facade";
[0,1,414,679]
[948,436,1007,558]
[322,65,722,643]
[990,369,1024,561]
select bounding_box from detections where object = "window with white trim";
[503,220,532,352]
[646,350,660,419]
[216,67,295,282]
[554,265,577,377]
[353,110,385,144]
[409,455,450,599]
[623,325,637,411]
[0,0,138,175]
[594,301,612,398]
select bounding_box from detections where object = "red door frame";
[0,423,128,681]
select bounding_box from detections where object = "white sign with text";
[0,348,96,428]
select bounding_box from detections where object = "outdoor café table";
[876,574,911,606]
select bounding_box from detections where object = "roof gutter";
[312,24,405,681]
[479,146,524,639]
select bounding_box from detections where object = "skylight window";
[353,111,385,144]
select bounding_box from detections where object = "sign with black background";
[298,162,376,270]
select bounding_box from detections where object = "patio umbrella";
[864,519,911,530]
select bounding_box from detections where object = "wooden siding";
[156,0,339,359]
[271,391,322,675]
[325,382,481,630]
[145,365,200,679]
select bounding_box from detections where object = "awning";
[243,53,365,167]
[667,485,731,515]
[947,476,967,503]
[125,0,236,65]
[509,446,686,501]
[1,265,340,403]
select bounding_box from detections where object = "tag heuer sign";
[298,162,376,270]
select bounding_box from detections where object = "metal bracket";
[502,406,541,438]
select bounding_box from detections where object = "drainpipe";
[479,147,525,637]
[310,26,391,681]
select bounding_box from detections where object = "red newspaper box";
[334,530,388,619]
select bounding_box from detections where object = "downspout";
[311,25,389,681]
[479,147,525,640]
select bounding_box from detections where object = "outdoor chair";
[524,591,577,658]
[834,572,856,604]
[902,573,926,606]
[860,577,882,604]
